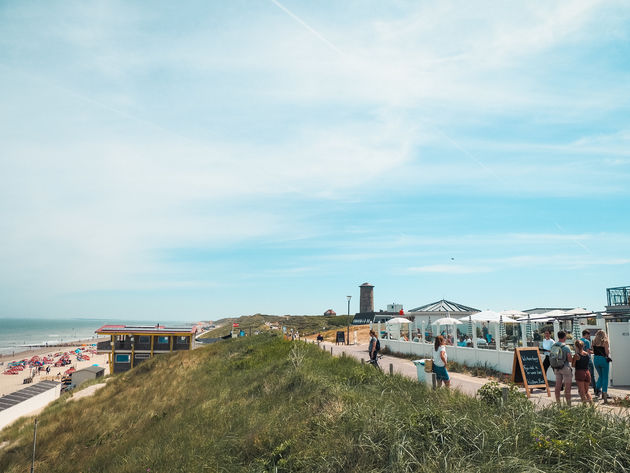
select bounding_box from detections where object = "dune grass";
[202,314,349,338]
[1,334,629,472]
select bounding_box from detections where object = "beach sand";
[305,325,372,344]
[0,338,110,397]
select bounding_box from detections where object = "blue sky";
[1,0,629,321]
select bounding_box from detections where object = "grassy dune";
[202,314,349,338]
[1,335,629,472]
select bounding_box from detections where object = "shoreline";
[0,337,108,364]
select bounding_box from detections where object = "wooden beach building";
[95,324,198,374]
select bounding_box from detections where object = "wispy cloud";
[1,1,629,316]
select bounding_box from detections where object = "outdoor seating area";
[375,308,606,380]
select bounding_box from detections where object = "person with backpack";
[368,330,380,366]
[550,331,573,406]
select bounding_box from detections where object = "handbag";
[606,357,612,363]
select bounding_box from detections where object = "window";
[138,336,150,344]
[158,336,169,344]
[135,353,150,360]
[179,336,188,343]
[115,354,130,363]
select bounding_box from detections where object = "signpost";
[335,331,345,345]
[511,347,550,398]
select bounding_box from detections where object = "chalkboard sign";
[511,347,550,398]
[335,331,345,345]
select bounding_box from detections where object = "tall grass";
[201,314,348,338]
[0,334,628,472]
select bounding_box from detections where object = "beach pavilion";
[406,299,480,339]
[95,324,198,374]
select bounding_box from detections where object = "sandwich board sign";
[511,347,550,398]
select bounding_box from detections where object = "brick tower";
[359,282,374,313]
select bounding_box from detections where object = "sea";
[0,317,195,356]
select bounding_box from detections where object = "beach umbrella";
[572,316,582,341]
[467,315,473,338]
[433,317,461,340]
[526,314,533,342]
[432,317,463,326]
[385,317,412,325]
[499,315,506,343]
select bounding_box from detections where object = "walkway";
[320,342,630,415]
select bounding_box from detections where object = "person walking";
[368,330,380,367]
[432,335,450,388]
[549,331,573,406]
[540,330,555,379]
[580,329,597,396]
[572,339,592,404]
[592,330,611,403]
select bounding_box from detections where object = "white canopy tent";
[461,310,520,323]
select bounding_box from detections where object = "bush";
[477,380,527,406]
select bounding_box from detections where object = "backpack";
[375,339,381,352]
[549,342,567,369]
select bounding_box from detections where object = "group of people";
[541,329,612,405]
[369,326,614,403]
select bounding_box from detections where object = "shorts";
[554,365,572,387]
[433,364,450,381]
[575,369,591,383]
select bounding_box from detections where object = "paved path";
[318,342,630,415]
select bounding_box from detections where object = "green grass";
[201,313,350,338]
[1,334,629,472]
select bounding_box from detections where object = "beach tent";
[540,309,570,318]
[462,310,519,323]
[501,309,527,318]
[566,308,593,316]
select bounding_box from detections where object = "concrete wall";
[382,339,557,382]
[0,384,61,431]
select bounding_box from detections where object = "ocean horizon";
[0,317,197,356]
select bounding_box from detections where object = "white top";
[433,345,446,367]
[541,338,555,353]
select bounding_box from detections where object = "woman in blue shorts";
[433,335,450,388]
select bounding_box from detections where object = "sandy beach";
[0,338,110,397]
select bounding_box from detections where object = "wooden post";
[30,418,38,473]
[389,363,393,375]
[501,387,509,405]
[330,347,333,355]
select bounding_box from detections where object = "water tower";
[359,282,374,313]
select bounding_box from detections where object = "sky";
[1,0,629,321]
